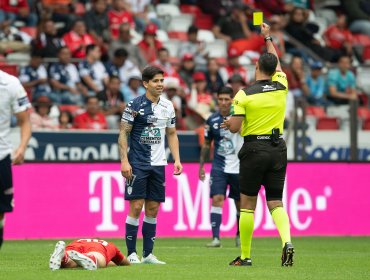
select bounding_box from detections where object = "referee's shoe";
[229,256,252,266]
[281,242,295,266]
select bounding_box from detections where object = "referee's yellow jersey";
[232,71,288,137]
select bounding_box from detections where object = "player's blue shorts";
[210,169,240,201]
[124,165,165,202]
[0,155,13,213]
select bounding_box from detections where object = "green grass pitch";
[0,237,369,280]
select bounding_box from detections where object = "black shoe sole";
[282,247,294,266]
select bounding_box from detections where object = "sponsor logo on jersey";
[147,115,158,123]
[140,127,161,144]
[261,85,276,92]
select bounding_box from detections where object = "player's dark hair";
[142,66,164,82]
[31,49,44,58]
[57,46,70,53]
[338,54,351,62]
[114,48,128,58]
[258,53,278,76]
[187,25,198,34]
[158,47,169,54]
[86,44,97,55]
[85,96,99,104]
[109,75,121,82]
[217,86,233,97]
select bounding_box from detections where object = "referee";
[224,23,294,267]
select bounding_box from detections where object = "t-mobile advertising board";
[5,163,370,239]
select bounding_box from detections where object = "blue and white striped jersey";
[205,111,243,174]
[121,94,176,167]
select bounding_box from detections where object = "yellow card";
[253,12,263,26]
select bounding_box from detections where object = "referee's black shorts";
[0,155,14,213]
[238,140,287,201]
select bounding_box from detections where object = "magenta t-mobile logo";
[89,171,125,231]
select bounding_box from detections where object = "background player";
[0,70,31,249]
[49,238,130,270]
[223,23,294,266]
[119,66,182,264]
[199,86,243,248]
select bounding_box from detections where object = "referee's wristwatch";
[264,36,273,42]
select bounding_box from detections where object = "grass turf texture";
[0,237,369,280]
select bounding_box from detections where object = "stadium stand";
[0,0,368,133]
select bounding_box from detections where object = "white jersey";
[0,70,31,160]
[121,95,176,167]
[205,112,243,174]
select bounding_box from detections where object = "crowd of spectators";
[0,0,370,131]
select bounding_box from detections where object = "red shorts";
[66,240,109,262]
[66,239,124,264]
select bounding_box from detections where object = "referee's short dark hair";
[258,53,278,76]
[114,48,128,58]
[142,66,164,82]
[217,86,233,97]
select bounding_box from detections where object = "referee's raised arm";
[261,23,282,72]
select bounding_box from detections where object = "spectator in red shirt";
[73,96,108,130]
[62,19,95,59]
[108,0,134,40]
[137,23,163,63]
[188,71,215,120]
[324,14,354,57]
[284,56,309,98]
[0,0,37,26]
[219,47,248,85]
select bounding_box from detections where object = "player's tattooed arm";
[199,139,211,168]
[118,121,133,179]
[118,121,132,161]
[199,139,211,181]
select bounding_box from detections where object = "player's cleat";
[49,241,66,271]
[229,256,252,266]
[67,250,97,270]
[281,242,295,266]
[235,235,240,247]
[141,254,166,264]
[127,252,141,264]
[206,238,221,248]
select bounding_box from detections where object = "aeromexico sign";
[9,129,370,161]
[6,163,370,239]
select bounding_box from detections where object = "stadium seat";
[180,5,202,17]
[204,40,227,58]
[162,40,182,57]
[316,116,340,130]
[195,14,214,30]
[74,2,86,16]
[362,46,370,63]
[356,66,370,95]
[0,63,18,76]
[363,118,370,130]
[167,14,194,32]
[358,107,370,119]
[156,29,169,42]
[306,106,326,118]
[168,31,187,41]
[6,53,31,67]
[197,29,215,43]
[20,26,37,39]
[156,4,181,17]
[315,8,338,25]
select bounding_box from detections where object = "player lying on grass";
[49,239,130,270]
